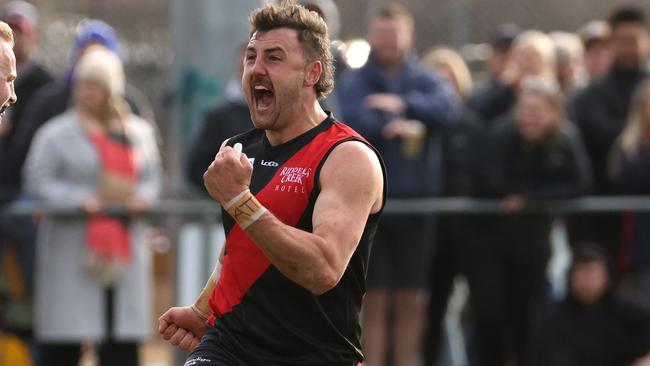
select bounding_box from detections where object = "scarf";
[85,129,136,285]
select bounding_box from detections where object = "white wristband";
[223,189,250,210]
[239,207,268,229]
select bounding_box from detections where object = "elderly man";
[0,21,17,205]
[0,21,17,124]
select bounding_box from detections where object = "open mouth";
[253,85,274,111]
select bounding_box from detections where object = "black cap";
[490,23,521,50]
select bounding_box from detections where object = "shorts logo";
[261,160,279,167]
[184,357,212,366]
[275,166,311,193]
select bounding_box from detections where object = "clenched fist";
[204,143,253,205]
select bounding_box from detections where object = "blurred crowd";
[1,0,650,366]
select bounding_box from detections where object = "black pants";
[0,212,36,296]
[36,288,139,366]
[36,341,138,366]
[423,217,469,364]
[464,216,551,366]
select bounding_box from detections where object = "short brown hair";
[249,0,334,99]
[0,21,14,47]
[374,3,414,31]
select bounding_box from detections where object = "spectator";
[23,47,162,366]
[0,0,51,333]
[539,243,650,366]
[298,0,345,115]
[0,1,52,190]
[485,23,522,84]
[468,30,557,124]
[8,19,153,200]
[569,5,650,257]
[470,76,592,366]
[577,20,613,82]
[550,31,588,95]
[338,4,458,366]
[420,45,484,365]
[186,43,252,195]
[0,1,52,292]
[609,78,650,308]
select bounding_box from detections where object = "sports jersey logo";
[275,166,312,193]
[279,166,311,184]
[261,160,279,167]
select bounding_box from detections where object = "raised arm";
[204,140,383,295]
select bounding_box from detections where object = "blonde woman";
[472,75,591,366]
[24,47,161,366]
[468,30,557,123]
[422,46,473,100]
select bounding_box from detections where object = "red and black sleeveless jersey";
[207,114,386,365]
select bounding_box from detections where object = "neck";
[265,98,327,146]
[75,106,114,131]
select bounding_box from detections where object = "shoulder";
[207,100,249,116]
[125,115,158,143]
[203,102,252,130]
[403,59,439,83]
[39,111,77,135]
[338,67,367,89]
[574,76,609,102]
[321,139,383,183]
[31,63,54,84]
[126,114,154,133]
[319,140,385,212]
[32,81,68,102]
[556,122,587,147]
[30,111,78,147]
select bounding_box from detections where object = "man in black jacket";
[186,43,252,195]
[569,5,650,257]
[0,1,51,204]
[0,3,49,336]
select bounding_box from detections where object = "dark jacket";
[186,100,252,195]
[571,67,649,194]
[540,293,650,366]
[440,107,485,197]
[466,78,517,124]
[338,55,459,198]
[0,61,53,204]
[480,120,592,200]
[477,120,593,251]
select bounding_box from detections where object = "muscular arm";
[158,245,225,351]
[242,141,383,294]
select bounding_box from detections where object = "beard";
[245,72,304,131]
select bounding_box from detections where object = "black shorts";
[184,326,247,366]
[185,325,362,366]
[366,215,435,289]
